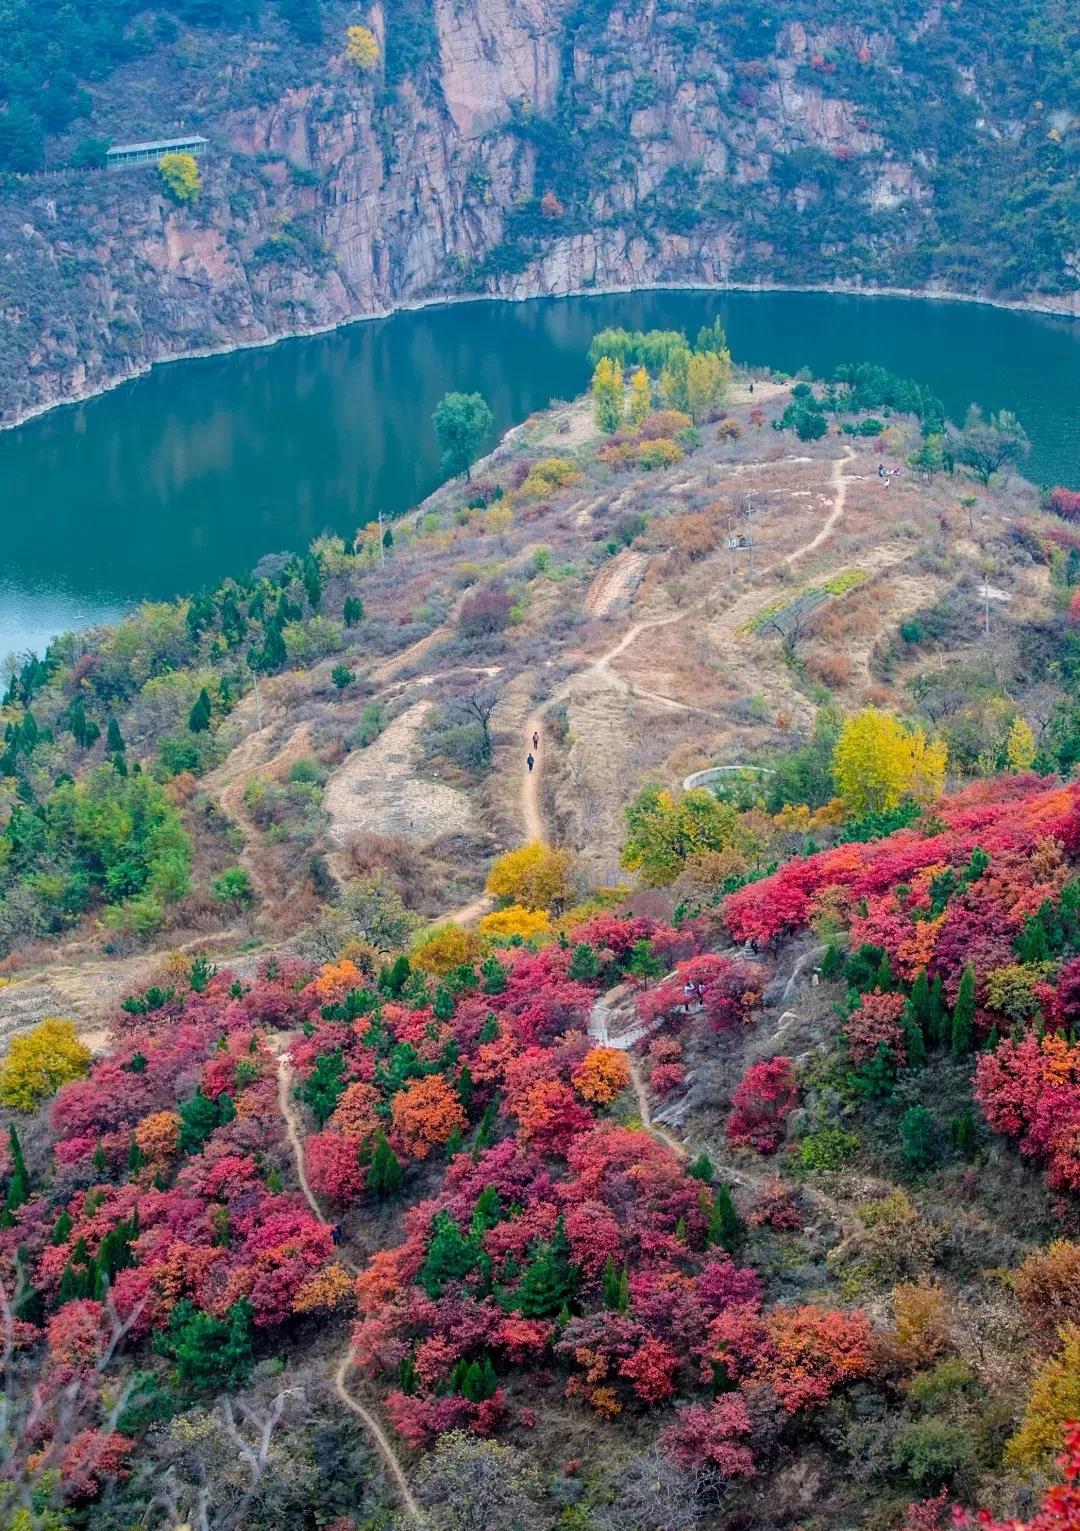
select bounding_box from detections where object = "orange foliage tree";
[572,1047,631,1106]
[390,1075,467,1160]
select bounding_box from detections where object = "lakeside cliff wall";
[0,0,1076,425]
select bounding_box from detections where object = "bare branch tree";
[450,684,502,763]
[0,1274,146,1525]
[140,1387,306,1531]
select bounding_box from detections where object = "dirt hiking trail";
[274,1053,422,1524]
[520,448,855,846]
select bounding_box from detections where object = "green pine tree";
[188,687,213,734]
[419,1212,482,1298]
[470,1185,501,1234]
[1,1125,30,1228]
[568,943,602,983]
[706,1182,743,1252]
[457,1063,474,1111]
[601,1254,621,1309]
[368,1132,403,1198]
[903,1002,926,1068]
[298,1050,346,1127]
[929,974,946,1047]
[106,717,125,754]
[1017,914,1051,964]
[688,1151,714,1184]
[481,959,506,997]
[627,939,664,984]
[156,1299,254,1391]
[51,1209,73,1245]
[820,943,844,980]
[910,970,932,1032]
[513,1219,578,1317]
[951,965,977,1058]
[472,1095,500,1158]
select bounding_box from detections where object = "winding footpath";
[272,452,857,1514]
[275,1055,423,1525]
[521,449,855,844]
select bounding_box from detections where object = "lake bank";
[2,285,1078,659]
[3,277,1077,438]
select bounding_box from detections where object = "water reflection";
[0,289,1077,658]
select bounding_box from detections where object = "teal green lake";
[2,288,1078,659]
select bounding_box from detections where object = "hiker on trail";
[330,1224,342,1246]
[683,980,696,1003]
[749,382,754,394]
[526,753,535,772]
[532,731,539,749]
[878,463,886,480]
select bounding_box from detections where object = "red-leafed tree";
[726,1057,798,1154]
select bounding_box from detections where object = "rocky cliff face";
[0,0,1076,425]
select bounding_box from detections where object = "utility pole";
[378,509,385,564]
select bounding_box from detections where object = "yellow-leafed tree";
[1006,715,1036,773]
[486,842,576,912]
[591,357,623,433]
[345,24,379,70]
[686,349,732,423]
[621,785,744,887]
[478,905,552,942]
[832,708,946,816]
[628,366,651,425]
[412,924,484,976]
[158,152,201,204]
[1006,1323,1080,1466]
[0,1019,91,1111]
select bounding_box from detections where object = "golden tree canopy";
[0,1019,91,1111]
[832,708,946,816]
[486,842,576,911]
[158,152,201,204]
[345,24,379,70]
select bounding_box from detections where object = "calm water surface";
[2,289,1078,658]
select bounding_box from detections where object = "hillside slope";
[0,0,1077,424]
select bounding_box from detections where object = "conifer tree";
[601,1254,621,1309]
[707,1182,743,1252]
[951,965,977,1058]
[689,1151,714,1184]
[456,1063,474,1111]
[188,687,213,734]
[910,969,932,1032]
[368,1131,403,1198]
[481,958,506,997]
[903,1001,926,1068]
[419,1213,481,1298]
[568,943,602,983]
[470,1185,501,1234]
[472,1095,500,1159]
[929,974,946,1047]
[1,1125,30,1228]
[514,1218,577,1317]
[628,939,664,984]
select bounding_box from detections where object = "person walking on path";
[526,753,535,773]
[532,731,540,750]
